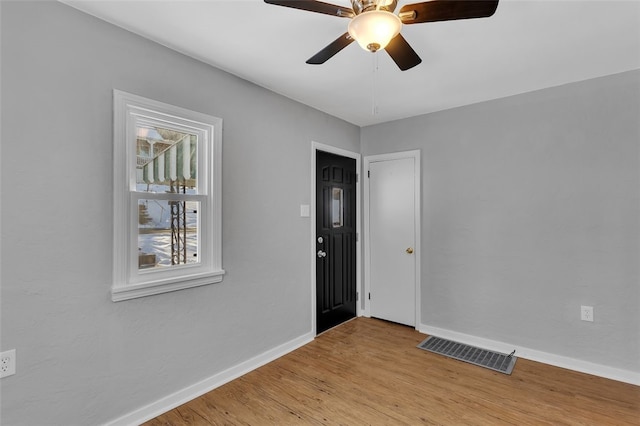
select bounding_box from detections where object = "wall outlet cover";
[0,349,16,378]
[581,305,594,322]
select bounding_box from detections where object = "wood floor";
[145,318,640,425]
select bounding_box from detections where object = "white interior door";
[367,153,419,327]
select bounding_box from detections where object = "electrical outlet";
[581,305,594,322]
[0,349,16,378]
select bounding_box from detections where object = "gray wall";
[0,2,359,425]
[361,70,640,373]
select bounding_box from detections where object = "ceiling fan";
[264,0,499,71]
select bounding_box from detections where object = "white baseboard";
[419,324,640,386]
[105,331,315,426]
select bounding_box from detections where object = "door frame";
[311,141,362,335]
[364,150,421,329]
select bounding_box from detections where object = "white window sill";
[111,269,225,302]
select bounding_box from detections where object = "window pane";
[138,199,199,270]
[332,187,343,228]
[136,125,198,194]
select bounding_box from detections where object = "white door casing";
[364,150,421,328]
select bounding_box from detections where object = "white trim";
[363,150,421,329]
[111,271,225,302]
[105,331,315,426]
[311,142,362,335]
[419,323,640,386]
[112,90,224,301]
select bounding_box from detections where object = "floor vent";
[417,336,517,375]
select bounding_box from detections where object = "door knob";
[317,250,327,258]
[406,247,414,254]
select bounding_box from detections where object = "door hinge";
[356,232,359,242]
[368,170,370,178]
[356,292,359,301]
[356,173,359,183]
[368,292,371,300]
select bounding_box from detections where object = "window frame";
[112,90,224,301]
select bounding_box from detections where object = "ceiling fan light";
[348,10,402,52]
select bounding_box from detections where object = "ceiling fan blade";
[264,0,354,18]
[307,32,355,64]
[399,0,499,24]
[385,34,422,71]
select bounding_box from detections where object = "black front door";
[316,150,357,334]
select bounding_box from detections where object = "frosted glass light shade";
[348,10,402,52]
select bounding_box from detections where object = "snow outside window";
[112,90,224,301]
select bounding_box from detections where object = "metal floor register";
[417,336,517,375]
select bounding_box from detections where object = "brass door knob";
[406,247,414,254]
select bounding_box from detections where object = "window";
[112,90,224,301]
[331,187,344,228]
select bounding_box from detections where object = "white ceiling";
[62,0,640,127]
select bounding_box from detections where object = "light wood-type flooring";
[145,317,639,425]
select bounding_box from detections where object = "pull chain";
[373,0,383,115]
[372,52,379,116]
